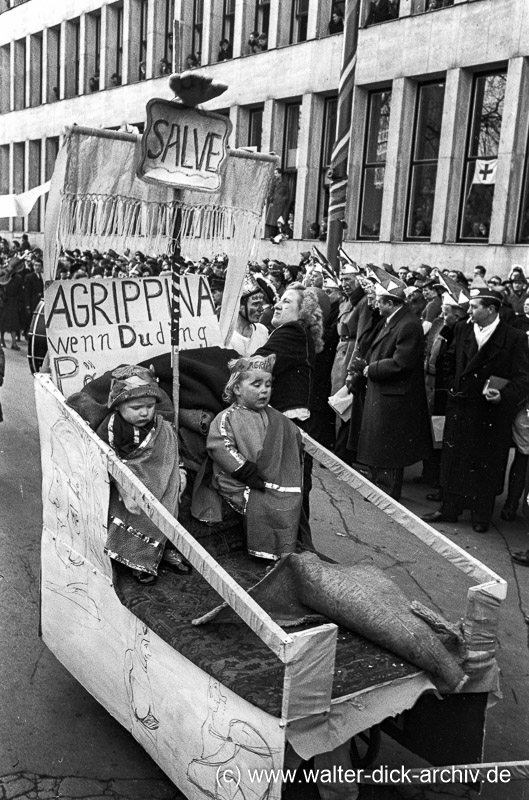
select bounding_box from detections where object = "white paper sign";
[45,274,222,395]
[138,99,231,191]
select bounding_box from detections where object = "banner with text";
[45,275,222,395]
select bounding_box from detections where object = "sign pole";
[170,222,181,508]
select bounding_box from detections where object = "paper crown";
[367,264,406,295]
[311,245,340,282]
[241,272,263,298]
[337,246,360,275]
[374,282,406,301]
[108,365,164,409]
[229,354,277,375]
[434,272,470,308]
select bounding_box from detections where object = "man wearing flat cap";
[423,287,529,533]
[357,281,432,500]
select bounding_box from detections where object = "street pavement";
[0,343,528,800]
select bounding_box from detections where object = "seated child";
[97,365,189,584]
[204,354,304,560]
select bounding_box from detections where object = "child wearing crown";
[202,354,305,560]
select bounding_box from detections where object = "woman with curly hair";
[253,283,323,421]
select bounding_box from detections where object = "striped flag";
[328,0,360,224]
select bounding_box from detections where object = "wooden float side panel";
[40,527,286,800]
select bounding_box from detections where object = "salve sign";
[45,274,222,395]
[137,99,231,191]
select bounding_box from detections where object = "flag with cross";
[473,159,497,185]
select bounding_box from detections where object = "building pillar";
[294,93,324,240]
[124,0,142,84]
[99,4,109,88]
[430,68,472,243]
[173,0,191,72]
[201,0,214,66]
[267,0,280,49]
[262,98,284,157]
[145,0,157,78]
[489,57,528,244]
[233,0,253,57]
[379,77,415,242]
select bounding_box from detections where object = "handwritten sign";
[45,275,222,395]
[137,99,231,191]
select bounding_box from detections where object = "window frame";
[316,94,338,226]
[192,0,204,63]
[254,0,270,40]
[404,79,446,241]
[222,0,235,44]
[138,0,148,80]
[516,128,529,244]
[290,0,309,44]
[357,87,392,241]
[248,105,264,151]
[164,0,175,66]
[457,68,507,243]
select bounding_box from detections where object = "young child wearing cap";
[97,365,189,584]
[202,354,304,560]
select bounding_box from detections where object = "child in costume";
[97,365,189,584]
[205,354,304,560]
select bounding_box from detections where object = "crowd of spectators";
[5,234,529,560]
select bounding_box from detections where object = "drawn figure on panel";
[45,415,106,626]
[187,677,275,800]
[124,619,159,757]
[47,414,108,571]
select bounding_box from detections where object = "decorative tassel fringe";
[58,192,261,261]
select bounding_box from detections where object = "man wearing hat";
[423,287,529,533]
[229,274,268,356]
[420,282,470,490]
[357,280,432,500]
[330,259,364,395]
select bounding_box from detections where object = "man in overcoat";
[422,287,529,533]
[357,283,432,500]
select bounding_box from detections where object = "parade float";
[35,76,510,799]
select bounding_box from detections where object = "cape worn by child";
[192,355,304,560]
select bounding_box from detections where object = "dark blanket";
[139,347,238,414]
[67,347,237,430]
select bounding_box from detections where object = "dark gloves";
[231,460,266,492]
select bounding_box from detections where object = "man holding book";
[422,287,529,533]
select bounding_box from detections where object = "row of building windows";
[3,67,529,247]
[0,0,343,111]
[357,67,529,245]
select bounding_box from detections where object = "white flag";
[473,159,497,185]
